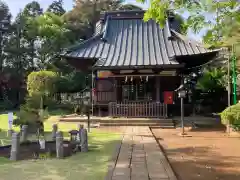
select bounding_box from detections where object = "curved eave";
[175,50,219,69]
[60,33,103,58]
[92,64,185,71]
[64,57,98,73]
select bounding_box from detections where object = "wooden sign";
[159,71,176,76]
[97,71,113,78]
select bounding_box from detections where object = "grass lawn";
[0,112,122,180]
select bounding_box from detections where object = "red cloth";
[92,88,96,96]
[164,91,173,104]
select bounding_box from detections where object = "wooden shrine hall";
[62,10,220,118]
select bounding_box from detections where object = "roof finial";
[101,15,110,41]
[166,19,173,39]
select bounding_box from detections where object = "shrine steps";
[59,116,175,128]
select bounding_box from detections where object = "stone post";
[77,124,84,141]
[7,129,13,137]
[10,132,20,161]
[56,131,64,158]
[80,128,88,152]
[21,125,28,142]
[52,124,58,141]
[77,124,84,148]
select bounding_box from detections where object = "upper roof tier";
[63,10,219,70]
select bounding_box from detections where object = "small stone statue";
[56,131,64,158]
[52,124,58,141]
[36,121,44,139]
[80,128,88,152]
[39,136,46,150]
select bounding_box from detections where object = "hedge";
[220,103,240,131]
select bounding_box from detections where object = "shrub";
[14,104,48,128]
[48,102,74,114]
[27,71,59,97]
[220,103,240,130]
[27,71,60,110]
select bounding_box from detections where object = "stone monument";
[80,128,88,152]
[21,125,28,142]
[10,132,20,161]
[77,124,84,142]
[56,131,64,158]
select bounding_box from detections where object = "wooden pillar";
[114,77,117,102]
[156,76,160,102]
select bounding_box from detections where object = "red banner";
[164,91,174,104]
[92,88,96,96]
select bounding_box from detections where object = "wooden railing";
[95,91,116,104]
[108,101,168,118]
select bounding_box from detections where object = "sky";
[4,0,204,41]
[5,0,149,17]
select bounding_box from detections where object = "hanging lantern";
[146,76,148,82]
[125,76,128,83]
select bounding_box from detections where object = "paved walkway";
[108,126,178,180]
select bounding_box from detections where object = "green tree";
[196,67,226,92]
[118,3,143,10]
[47,0,66,16]
[34,12,70,70]
[137,0,240,35]
[56,71,86,93]
[0,0,11,72]
[22,1,43,17]
[5,1,43,73]
[27,70,58,97]
[66,0,123,38]
[22,1,43,71]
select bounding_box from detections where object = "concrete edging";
[104,134,124,180]
[149,127,179,180]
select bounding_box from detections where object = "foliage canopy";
[27,70,59,96]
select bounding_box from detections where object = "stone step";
[99,123,175,128]
[59,118,173,124]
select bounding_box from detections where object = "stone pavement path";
[109,126,178,180]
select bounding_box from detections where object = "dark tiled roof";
[64,10,218,69]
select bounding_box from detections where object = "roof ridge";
[100,10,145,15]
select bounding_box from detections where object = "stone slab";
[105,126,178,180]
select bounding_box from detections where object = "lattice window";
[122,80,153,101]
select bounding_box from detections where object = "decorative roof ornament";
[165,19,173,40]
[101,16,110,42]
